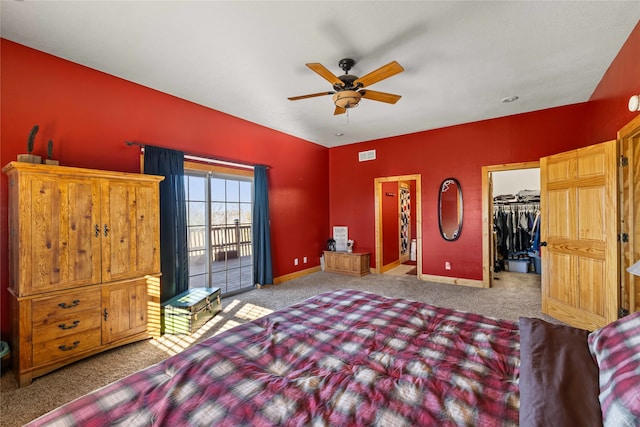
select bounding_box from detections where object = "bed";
[26,289,640,426]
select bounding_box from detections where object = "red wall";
[328,22,640,280]
[589,20,640,139]
[0,40,329,340]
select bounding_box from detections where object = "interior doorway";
[481,162,540,288]
[374,174,422,277]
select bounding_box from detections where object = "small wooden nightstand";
[323,251,371,276]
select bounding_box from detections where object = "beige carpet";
[1,270,550,426]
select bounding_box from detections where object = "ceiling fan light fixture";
[333,90,362,109]
[290,59,403,115]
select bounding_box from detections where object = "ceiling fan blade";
[288,91,334,101]
[354,61,404,88]
[306,63,345,87]
[360,90,402,104]
[334,106,346,115]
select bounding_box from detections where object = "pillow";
[588,311,640,427]
[519,317,602,427]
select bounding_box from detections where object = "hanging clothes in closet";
[493,197,540,272]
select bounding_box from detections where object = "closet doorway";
[481,162,540,288]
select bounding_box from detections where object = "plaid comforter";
[28,289,520,426]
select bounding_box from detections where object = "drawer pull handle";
[59,341,80,352]
[58,300,80,309]
[103,308,109,321]
[58,320,80,330]
[95,224,100,237]
[104,224,109,237]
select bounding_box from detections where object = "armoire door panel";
[134,184,161,273]
[26,177,100,295]
[102,180,160,282]
[102,279,149,344]
[30,178,68,293]
[101,181,135,281]
[68,180,102,285]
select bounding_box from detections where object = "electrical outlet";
[303,257,308,264]
[294,258,299,266]
[445,261,451,270]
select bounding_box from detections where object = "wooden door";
[102,279,148,344]
[132,182,161,274]
[619,115,640,314]
[22,175,101,295]
[101,179,161,282]
[541,140,618,330]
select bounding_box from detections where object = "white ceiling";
[2,1,639,148]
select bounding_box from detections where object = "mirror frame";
[438,178,463,241]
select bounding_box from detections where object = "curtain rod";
[125,141,268,170]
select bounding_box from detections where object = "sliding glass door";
[185,171,254,296]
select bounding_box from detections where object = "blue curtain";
[253,165,273,286]
[144,146,189,302]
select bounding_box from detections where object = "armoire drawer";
[31,288,101,324]
[32,308,102,343]
[32,328,102,366]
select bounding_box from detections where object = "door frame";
[481,161,540,287]
[398,182,412,264]
[374,174,422,276]
[618,114,640,314]
[183,162,255,296]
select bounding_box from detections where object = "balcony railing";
[188,221,252,260]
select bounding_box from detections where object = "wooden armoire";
[2,162,164,386]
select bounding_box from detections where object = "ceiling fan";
[288,58,404,115]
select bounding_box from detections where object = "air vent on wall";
[358,149,376,162]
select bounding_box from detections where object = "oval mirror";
[438,178,463,241]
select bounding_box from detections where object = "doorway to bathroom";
[373,174,422,277]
